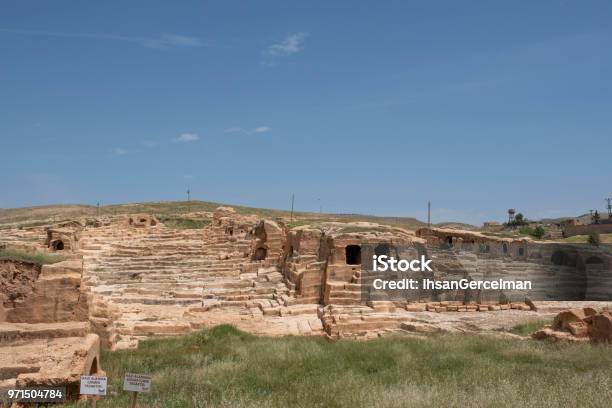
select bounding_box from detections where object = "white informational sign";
[80,376,108,396]
[123,373,152,393]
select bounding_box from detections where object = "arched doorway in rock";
[502,243,508,254]
[345,245,361,265]
[374,243,397,258]
[51,240,64,251]
[550,249,586,300]
[551,250,577,267]
[585,256,604,265]
[253,247,267,261]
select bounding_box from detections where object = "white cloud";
[224,127,244,133]
[142,140,159,148]
[254,126,271,133]
[174,133,200,143]
[0,28,205,49]
[224,126,271,135]
[112,147,128,156]
[267,33,307,56]
[154,33,202,48]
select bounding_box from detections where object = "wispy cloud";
[224,127,244,134]
[267,33,307,56]
[254,126,271,133]
[224,126,271,135]
[174,133,200,143]
[0,28,208,49]
[142,140,159,148]
[112,147,128,156]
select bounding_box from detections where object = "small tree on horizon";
[588,232,601,246]
[514,213,527,226]
[532,226,545,239]
[592,211,601,224]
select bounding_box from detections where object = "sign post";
[123,373,152,408]
[79,375,107,408]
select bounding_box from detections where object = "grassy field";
[65,325,612,408]
[157,216,211,229]
[0,248,65,265]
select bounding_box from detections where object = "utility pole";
[606,197,612,219]
[290,194,295,222]
[427,201,431,228]
[96,202,100,217]
[186,188,191,201]
[318,198,322,214]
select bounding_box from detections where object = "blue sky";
[1,1,611,224]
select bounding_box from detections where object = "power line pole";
[427,201,431,228]
[606,197,612,219]
[96,201,100,217]
[186,188,191,201]
[290,193,295,222]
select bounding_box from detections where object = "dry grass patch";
[64,325,612,408]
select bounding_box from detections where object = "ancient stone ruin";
[1,207,611,397]
[533,308,612,342]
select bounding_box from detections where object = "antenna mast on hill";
[187,188,191,201]
[290,194,295,222]
[427,201,431,228]
[606,197,612,219]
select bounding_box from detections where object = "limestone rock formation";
[533,308,611,342]
[1,206,611,395]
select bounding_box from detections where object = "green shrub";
[532,226,546,239]
[519,226,545,239]
[588,232,601,246]
[0,249,65,265]
[159,217,210,229]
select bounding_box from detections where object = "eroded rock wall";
[0,259,88,323]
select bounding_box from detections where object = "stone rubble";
[533,307,612,342]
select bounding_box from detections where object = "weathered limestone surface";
[0,229,99,397]
[2,210,611,357]
[1,260,87,323]
[79,208,324,348]
[533,307,611,342]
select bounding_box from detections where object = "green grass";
[286,220,312,228]
[338,226,394,234]
[509,319,550,336]
[0,249,65,265]
[563,234,612,244]
[65,325,612,408]
[159,217,211,229]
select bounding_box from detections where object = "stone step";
[0,322,90,343]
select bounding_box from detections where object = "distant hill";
[539,213,592,225]
[0,201,442,231]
